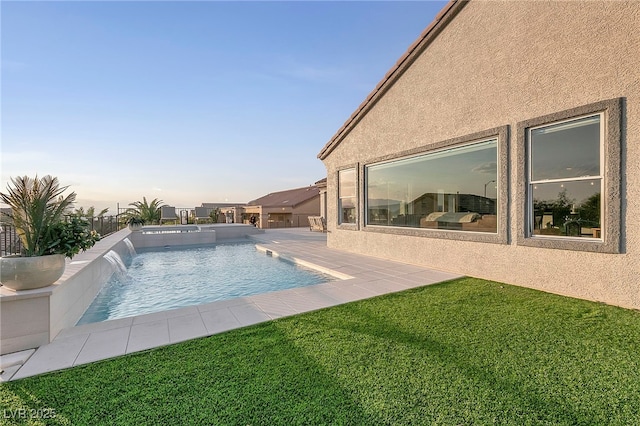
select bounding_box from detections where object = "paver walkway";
[2,228,461,381]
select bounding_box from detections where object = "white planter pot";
[128,223,143,232]
[0,254,66,291]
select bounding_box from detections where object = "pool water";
[77,242,333,325]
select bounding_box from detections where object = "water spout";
[123,237,137,258]
[104,250,128,282]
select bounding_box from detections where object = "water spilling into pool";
[78,242,333,325]
[123,237,137,258]
[103,250,128,281]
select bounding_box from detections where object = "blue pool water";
[77,242,333,325]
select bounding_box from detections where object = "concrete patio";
[1,228,462,381]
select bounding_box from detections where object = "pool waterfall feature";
[0,224,264,355]
[103,250,128,281]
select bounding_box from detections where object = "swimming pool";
[77,242,334,325]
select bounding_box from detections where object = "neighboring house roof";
[248,185,320,208]
[314,177,327,190]
[317,0,464,160]
[201,202,247,208]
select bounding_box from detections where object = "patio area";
[1,228,461,381]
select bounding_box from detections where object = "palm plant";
[74,206,109,218]
[209,208,221,223]
[125,197,165,225]
[0,175,77,256]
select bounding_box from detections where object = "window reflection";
[338,168,356,224]
[528,114,603,239]
[530,115,600,181]
[366,140,498,233]
[532,181,601,237]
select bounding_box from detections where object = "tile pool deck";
[1,228,462,381]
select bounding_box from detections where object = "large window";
[338,168,356,224]
[528,115,602,239]
[366,139,498,233]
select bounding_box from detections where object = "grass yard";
[1,277,640,425]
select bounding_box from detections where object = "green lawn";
[2,277,640,425]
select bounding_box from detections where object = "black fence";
[0,224,22,257]
[86,215,123,236]
[1,215,124,257]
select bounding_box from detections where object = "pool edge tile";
[74,327,130,366]
[12,334,90,380]
[200,307,242,335]
[127,319,170,354]
[168,313,208,344]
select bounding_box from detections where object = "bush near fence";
[0,215,124,257]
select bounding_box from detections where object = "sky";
[1,0,447,213]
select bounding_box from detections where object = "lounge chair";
[308,216,327,232]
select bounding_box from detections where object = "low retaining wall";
[0,224,263,355]
[129,225,216,248]
[0,229,130,355]
[129,224,262,248]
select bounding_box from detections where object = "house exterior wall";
[292,196,321,216]
[262,207,292,228]
[320,1,640,309]
[292,196,322,228]
[244,195,320,228]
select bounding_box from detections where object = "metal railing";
[0,215,125,257]
[0,224,23,256]
[117,206,223,225]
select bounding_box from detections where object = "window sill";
[517,235,618,253]
[337,223,358,231]
[363,224,507,245]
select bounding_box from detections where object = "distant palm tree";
[125,197,165,225]
[74,206,109,218]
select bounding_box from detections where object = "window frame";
[337,166,358,229]
[527,114,604,240]
[517,98,622,253]
[361,126,509,244]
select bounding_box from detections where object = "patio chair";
[160,206,177,225]
[194,207,210,224]
[308,216,327,232]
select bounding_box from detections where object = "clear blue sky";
[2,1,447,213]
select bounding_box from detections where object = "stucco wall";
[321,0,640,309]
[293,196,321,216]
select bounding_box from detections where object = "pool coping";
[2,228,462,381]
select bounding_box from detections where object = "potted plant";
[125,216,145,231]
[125,197,165,225]
[0,175,100,291]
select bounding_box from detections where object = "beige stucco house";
[196,183,322,228]
[244,184,322,229]
[318,0,640,309]
[198,202,247,224]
